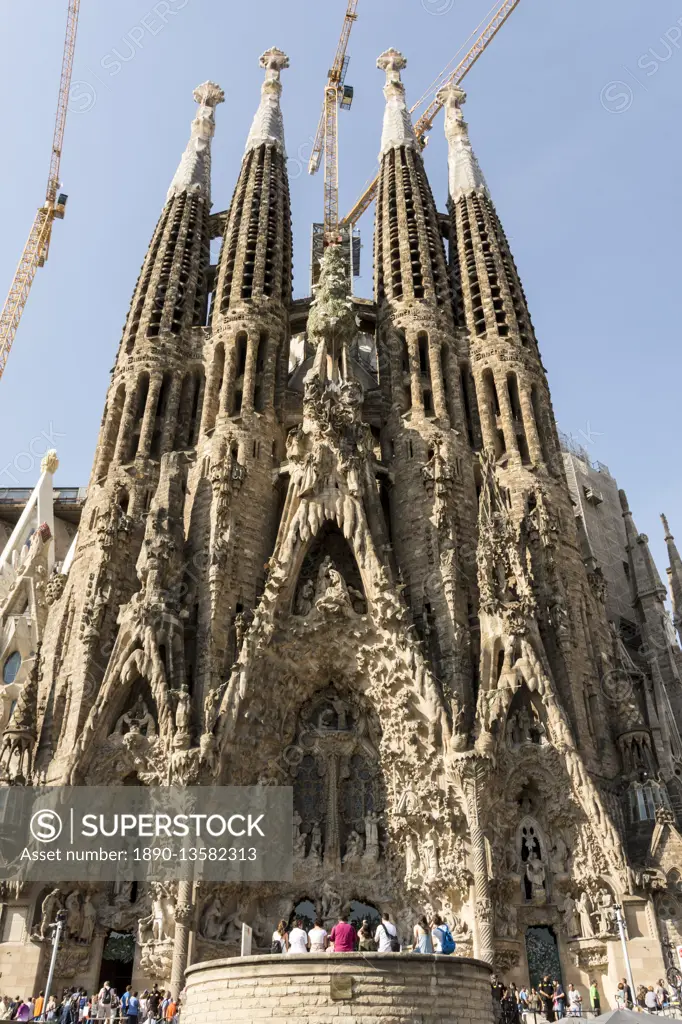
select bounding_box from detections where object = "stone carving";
[525,851,547,903]
[576,891,595,938]
[114,697,157,738]
[561,893,580,938]
[37,887,63,939]
[138,884,175,944]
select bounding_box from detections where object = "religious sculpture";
[561,894,580,938]
[114,697,156,738]
[65,890,83,940]
[576,891,595,938]
[79,893,97,945]
[38,888,63,940]
[524,851,547,903]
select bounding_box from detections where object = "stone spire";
[377,49,419,156]
[213,47,292,316]
[244,47,289,156]
[621,493,668,606]
[662,514,682,643]
[439,83,488,203]
[167,81,225,202]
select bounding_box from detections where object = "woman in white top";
[286,917,309,954]
[307,918,328,952]
[271,918,288,953]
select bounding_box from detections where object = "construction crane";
[340,0,521,229]
[308,0,359,245]
[0,0,81,381]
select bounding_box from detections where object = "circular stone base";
[183,952,494,1024]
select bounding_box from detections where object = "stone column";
[474,371,497,453]
[451,754,494,965]
[160,373,184,455]
[170,880,194,999]
[519,386,543,466]
[138,375,163,458]
[495,372,519,458]
[113,388,138,464]
[407,331,424,413]
[242,332,257,412]
[428,337,448,421]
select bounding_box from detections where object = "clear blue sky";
[0,0,680,584]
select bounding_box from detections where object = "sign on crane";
[0,0,81,382]
[340,0,522,229]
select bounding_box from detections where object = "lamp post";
[41,910,66,1020]
[613,904,636,1006]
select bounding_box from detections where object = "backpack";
[101,990,112,1006]
[440,925,456,955]
[380,923,400,952]
[270,935,284,954]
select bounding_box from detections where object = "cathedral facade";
[1,43,682,1006]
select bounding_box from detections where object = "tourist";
[126,993,140,1024]
[0,998,8,1020]
[528,987,542,1013]
[566,983,581,1016]
[271,918,288,954]
[35,992,45,1019]
[553,978,566,1018]
[120,987,132,1019]
[147,987,160,1020]
[15,1000,30,1022]
[46,996,58,1021]
[412,915,433,954]
[622,978,633,1009]
[374,912,399,952]
[501,986,521,1024]
[538,976,554,1022]
[645,986,659,1012]
[614,982,627,1009]
[163,994,177,1024]
[589,980,600,1015]
[517,984,529,1012]
[286,918,309,954]
[98,983,114,1021]
[656,980,670,1009]
[329,913,357,952]
[308,918,328,952]
[357,919,377,951]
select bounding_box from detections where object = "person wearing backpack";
[374,913,400,953]
[431,914,456,955]
[98,983,113,1020]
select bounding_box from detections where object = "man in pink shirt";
[329,914,357,952]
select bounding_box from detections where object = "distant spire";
[244,47,289,156]
[167,81,224,203]
[377,49,419,157]
[662,513,682,642]
[620,490,667,603]
[439,83,488,203]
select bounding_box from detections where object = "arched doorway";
[525,925,562,989]
[98,930,135,993]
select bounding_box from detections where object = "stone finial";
[260,46,290,74]
[377,48,408,76]
[377,49,418,157]
[41,449,59,475]
[439,81,488,202]
[661,513,673,540]
[193,81,225,109]
[167,80,224,202]
[244,47,289,156]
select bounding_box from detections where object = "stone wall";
[183,952,493,1024]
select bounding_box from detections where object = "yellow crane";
[0,0,81,381]
[340,0,522,229]
[308,0,360,245]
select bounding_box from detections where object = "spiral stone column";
[170,880,194,999]
[450,753,494,965]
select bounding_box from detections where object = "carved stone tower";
[0,39,680,1012]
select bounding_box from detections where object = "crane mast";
[308,0,359,245]
[340,0,521,229]
[0,0,80,380]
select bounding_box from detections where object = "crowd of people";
[270,911,456,954]
[0,983,178,1023]
[492,973,681,1020]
